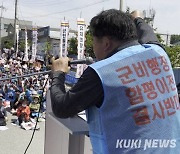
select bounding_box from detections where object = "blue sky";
[1,0,180,35]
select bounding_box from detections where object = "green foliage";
[85,29,95,57]
[19,40,25,51]
[28,40,32,47]
[170,35,180,44]
[18,40,32,51]
[165,45,180,68]
[44,41,52,54]
[2,38,13,49]
[68,26,95,57]
[156,34,164,44]
[68,37,78,55]
[1,37,32,51]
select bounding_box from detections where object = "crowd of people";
[0,48,49,129]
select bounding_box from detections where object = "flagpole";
[14,0,18,56]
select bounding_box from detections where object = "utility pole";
[0,4,6,53]
[119,0,123,11]
[14,0,18,55]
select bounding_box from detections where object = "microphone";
[69,57,94,65]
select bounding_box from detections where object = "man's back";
[88,44,180,154]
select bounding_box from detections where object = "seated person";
[0,97,8,126]
[10,92,26,115]
[29,94,40,118]
[4,85,16,111]
[16,97,30,125]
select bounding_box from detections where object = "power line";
[17,3,29,30]
[21,0,70,6]
[12,0,77,19]
[24,0,110,18]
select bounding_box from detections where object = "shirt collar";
[106,40,140,58]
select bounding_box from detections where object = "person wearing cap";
[29,94,41,119]
[25,84,34,103]
[11,91,26,115]
[16,97,30,125]
[4,84,16,112]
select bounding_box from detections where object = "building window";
[4,24,9,30]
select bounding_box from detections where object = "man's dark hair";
[90,9,137,41]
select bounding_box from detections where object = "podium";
[44,91,92,154]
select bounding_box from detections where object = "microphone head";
[85,57,94,64]
[69,57,94,65]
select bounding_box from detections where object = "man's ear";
[103,36,111,52]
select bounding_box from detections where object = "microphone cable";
[23,77,49,154]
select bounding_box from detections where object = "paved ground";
[0,111,45,154]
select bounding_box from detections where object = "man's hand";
[131,10,144,19]
[51,57,70,73]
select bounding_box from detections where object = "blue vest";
[87,44,180,154]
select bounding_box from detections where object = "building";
[159,33,171,46]
[0,17,33,38]
[1,17,77,57]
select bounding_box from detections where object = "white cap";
[31,90,38,95]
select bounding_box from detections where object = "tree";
[1,38,13,49]
[43,41,52,66]
[85,28,94,57]
[17,40,31,52]
[44,41,52,54]
[67,26,95,57]
[156,34,164,44]
[19,40,25,51]
[165,45,180,68]
[68,37,78,55]
[170,35,180,44]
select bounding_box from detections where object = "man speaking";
[50,9,180,154]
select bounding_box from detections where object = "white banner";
[23,29,29,61]
[60,21,69,57]
[30,26,38,62]
[76,18,86,78]
[16,25,20,56]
